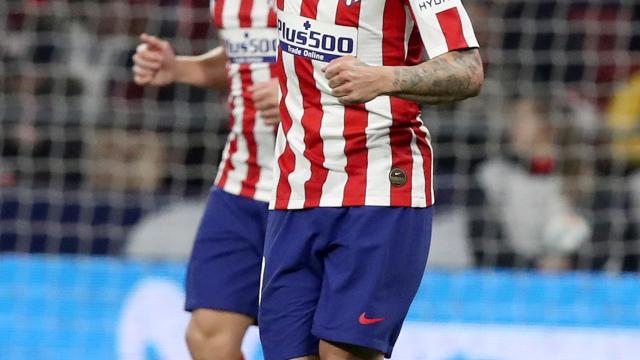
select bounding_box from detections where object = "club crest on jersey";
[277,12,358,62]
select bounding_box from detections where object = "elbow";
[464,51,484,99]
[452,48,484,100]
[466,68,484,98]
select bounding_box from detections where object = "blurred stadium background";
[1,0,639,359]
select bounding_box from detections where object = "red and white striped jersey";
[271,0,478,209]
[211,0,278,202]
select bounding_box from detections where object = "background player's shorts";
[259,206,433,359]
[185,187,268,319]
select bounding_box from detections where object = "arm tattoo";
[391,49,483,104]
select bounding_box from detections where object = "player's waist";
[280,97,421,124]
[282,133,431,162]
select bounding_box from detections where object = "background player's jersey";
[211,0,278,202]
[271,0,478,209]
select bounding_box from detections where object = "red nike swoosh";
[359,312,384,325]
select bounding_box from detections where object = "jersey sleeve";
[406,0,479,59]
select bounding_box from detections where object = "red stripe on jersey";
[238,65,260,198]
[335,0,361,27]
[381,0,407,66]
[383,0,414,206]
[213,0,225,28]
[436,7,469,51]
[335,0,367,206]
[276,0,284,11]
[300,0,319,18]
[406,24,424,66]
[267,8,277,27]
[239,0,254,27]
[299,60,327,207]
[341,104,368,206]
[274,48,296,208]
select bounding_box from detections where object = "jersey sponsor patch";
[277,12,358,62]
[220,28,278,64]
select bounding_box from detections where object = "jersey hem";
[213,185,271,204]
[268,196,434,210]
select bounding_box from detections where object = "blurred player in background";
[132,0,279,358]
[259,0,483,359]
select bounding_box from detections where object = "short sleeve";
[406,0,479,59]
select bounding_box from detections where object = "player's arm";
[385,48,483,104]
[324,49,483,105]
[132,33,228,89]
[326,1,483,105]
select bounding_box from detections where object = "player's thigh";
[185,188,268,318]
[312,206,433,358]
[259,209,331,359]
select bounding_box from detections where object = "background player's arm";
[132,33,228,89]
[133,33,280,125]
[250,79,281,126]
[324,49,483,105]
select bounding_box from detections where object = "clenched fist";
[249,78,281,126]
[132,33,176,86]
[322,55,391,105]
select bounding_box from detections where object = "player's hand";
[132,33,176,86]
[322,55,389,105]
[250,78,280,126]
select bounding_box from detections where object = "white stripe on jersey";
[222,68,250,196]
[421,122,436,203]
[271,121,286,204]
[411,7,448,59]
[214,137,232,185]
[251,63,276,201]
[360,0,393,206]
[409,127,426,207]
[251,0,269,27]
[316,0,349,207]
[222,0,241,28]
[403,6,414,60]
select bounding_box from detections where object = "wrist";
[376,66,397,96]
[173,56,190,84]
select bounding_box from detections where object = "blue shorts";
[259,206,432,359]
[185,188,268,320]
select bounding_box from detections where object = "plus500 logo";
[277,18,354,54]
[223,36,278,56]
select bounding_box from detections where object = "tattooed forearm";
[387,48,483,104]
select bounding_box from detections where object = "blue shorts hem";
[312,325,393,358]
[184,302,258,320]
